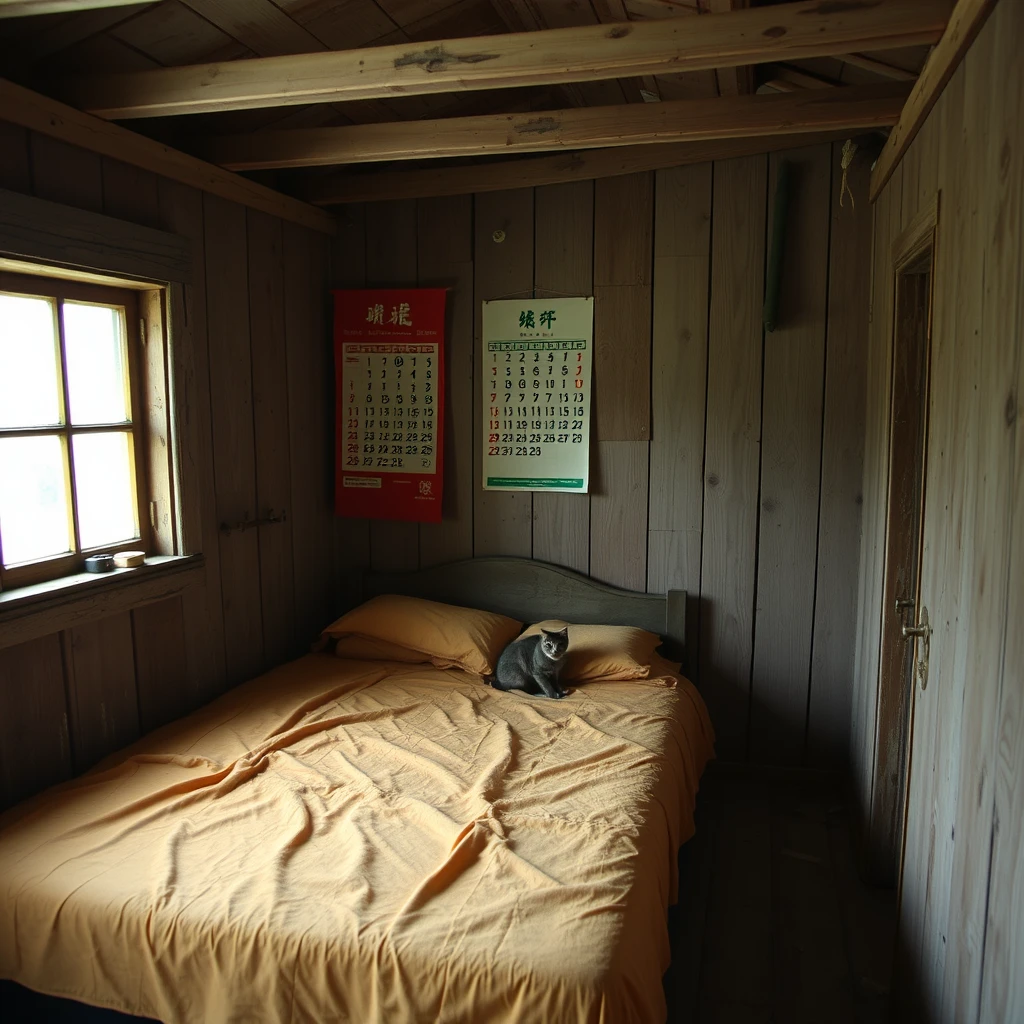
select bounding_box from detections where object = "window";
[0,272,151,588]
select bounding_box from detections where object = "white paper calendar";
[481,297,593,493]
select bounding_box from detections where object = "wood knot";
[606,25,630,39]
[1006,391,1017,427]
[762,25,786,38]
[762,497,777,514]
[707,473,719,488]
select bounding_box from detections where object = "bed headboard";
[362,557,686,664]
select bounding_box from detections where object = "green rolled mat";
[763,159,791,333]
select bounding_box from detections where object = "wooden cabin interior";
[0,0,1020,1020]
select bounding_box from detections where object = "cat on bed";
[491,627,570,699]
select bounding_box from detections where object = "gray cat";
[491,627,570,699]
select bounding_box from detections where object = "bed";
[0,558,713,1023]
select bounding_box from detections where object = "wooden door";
[864,251,934,886]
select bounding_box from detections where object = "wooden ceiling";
[0,0,945,206]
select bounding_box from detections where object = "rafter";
[300,130,853,204]
[0,0,149,15]
[0,77,335,234]
[870,0,999,200]
[841,53,917,82]
[61,0,947,120]
[201,82,909,171]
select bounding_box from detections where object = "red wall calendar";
[333,288,446,522]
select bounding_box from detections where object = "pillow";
[321,594,522,676]
[333,635,441,665]
[519,619,662,683]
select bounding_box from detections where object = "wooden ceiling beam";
[0,77,336,234]
[841,53,917,82]
[870,0,999,201]
[61,0,947,120]
[0,0,149,15]
[300,130,855,204]
[201,82,910,171]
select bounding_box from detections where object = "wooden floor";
[666,767,898,1024]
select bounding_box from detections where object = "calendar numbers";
[342,343,439,474]
[482,298,592,492]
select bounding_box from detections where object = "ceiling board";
[274,0,398,49]
[110,0,246,65]
[376,0,461,27]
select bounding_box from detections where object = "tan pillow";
[333,635,442,665]
[322,594,522,676]
[520,619,662,682]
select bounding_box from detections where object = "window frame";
[0,271,155,589]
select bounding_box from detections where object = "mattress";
[0,651,713,1023]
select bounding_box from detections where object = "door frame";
[863,194,941,886]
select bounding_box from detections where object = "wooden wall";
[336,140,873,767]
[0,121,335,809]
[849,1,1024,1019]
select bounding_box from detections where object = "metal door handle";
[902,606,932,691]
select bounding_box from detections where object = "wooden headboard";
[362,557,686,664]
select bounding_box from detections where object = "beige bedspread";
[0,653,713,1023]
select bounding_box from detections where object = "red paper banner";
[334,288,446,523]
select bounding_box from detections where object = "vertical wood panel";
[699,155,767,761]
[332,203,370,611]
[977,10,1024,1019]
[590,439,648,592]
[593,284,652,442]
[0,122,31,192]
[594,172,653,287]
[980,219,1024,1024]
[532,180,593,574]
[158,178,228,703]
[366,199,420,572]
[132,597,188,734]
[417,194,475,567]
[850,161,901,823]
[939,17,1015,1019]
[0,635,70,808]
[285,222,334,641]
[473,188,534,557]
[649,163,711,665]
[101,159,160,229]
[248,210,296,667]
[749,144,832,765]
[806,145,872,768]
[65,613,139,772]
[204,194,263,685]
[29,135,102,211]
[593,172,652,443]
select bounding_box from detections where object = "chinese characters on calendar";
[334,289,446,523]
[481,297,593,493]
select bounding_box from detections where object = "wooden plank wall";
[0,121,334,809]
[336,140,873,767]
[848,2,1024,1020]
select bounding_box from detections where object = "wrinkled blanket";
[0,653,713,1023]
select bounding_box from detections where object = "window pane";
[0,435,72,566]
[0,293,62,428]
[63,303,129,425]
[73,431,138,550]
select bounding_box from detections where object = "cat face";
[540,627,569,660]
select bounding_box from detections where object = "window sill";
[0,554,204,651]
